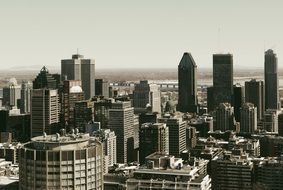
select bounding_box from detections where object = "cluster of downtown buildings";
[0,51,282,189]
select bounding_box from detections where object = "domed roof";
[70,86,83,93]
[8,78,18,86]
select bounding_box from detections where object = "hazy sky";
[0,0,283,70]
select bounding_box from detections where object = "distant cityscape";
[0,51,283,190]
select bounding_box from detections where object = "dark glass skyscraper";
[177,52,197,113]
[245,79,265,121]
[213,54,233,109]
[233,84,244,122]
[33,66,57,89]
[264,49,279,110]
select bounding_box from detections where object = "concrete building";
[74,100,94,132]
[31,89,59,138]
[278,112,283,136]
[263,109,278,133]
[93,129,117,168]
[61,54,95,99]
[186,126,197,149]
[133,80,161,114]
[139,123,169,164]
[211,151,253,190]
[108,101,135,163]
[127,152,211,190]
[212,54,233,110]
[62,80,85,130]
[215,103,234,132]
[264,49,280,110]
[254,157,283,190]
[93,97,113,129]
[240,103,257,133]
[167,116,186,157]
[245,79,264,121]
[2,78,21,109]
[259,136,283,157]
[233,84,244,122]
[95,79,109,98]
[19,133,103,190]
[20,81,32,114]
[177,52,198,113]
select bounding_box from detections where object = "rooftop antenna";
[77,48,79,55]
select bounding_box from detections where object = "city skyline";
[1,1,283,70]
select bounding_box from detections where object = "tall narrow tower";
[177,52,197,113]
[264,49,279,110]
[61,54,95,99]
[213,54,233,108]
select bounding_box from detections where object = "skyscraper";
[240,103,257,133]
[133,80,161,114]
[245,79,265,121]
[213,54,233,110]
[265,49,279,110]
[177,52,198,113]
[2,79,21,109]
[31,67,60,138]
[215,103,234,131]
[95,79,109,98]
[167,116,186,157]
[62,80,85,130]
[233,84,244,122]
[263,109,278,133]
[31,89,59,137]
[33,66,57,89]
[74,100,94,132]
[139,123,169,164]
[108,101,135,163]
[61,54,95,99]
[20,81,32,114]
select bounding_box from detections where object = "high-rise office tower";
[31,89,59,137]
[207,86,214,112]
[2,78,21,109]
[19,133,104,190]
[167,116,186,157]
[108,101,135,163]
[278,113,283,137]
[245,79,264,121]
[62,80,85,130]
[74,100,94,132]
[177,52,198,113]
[186,126,197,149]
[213,54,233,110]
[93,129,117,167]
[95,79,109,98]
[215,103,234,131]
[93,97,113,129]
[233,84,244,122]
[265,49,279,110]
[33,66,57,89]
[20,81,32,114]
[240,103,257,133]
[61,54,95,99]
[133,80,161,114]
[263,109,278,133]
[139,123,169,164]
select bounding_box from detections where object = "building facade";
[177,52,198,113]
[19,133,103,190]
